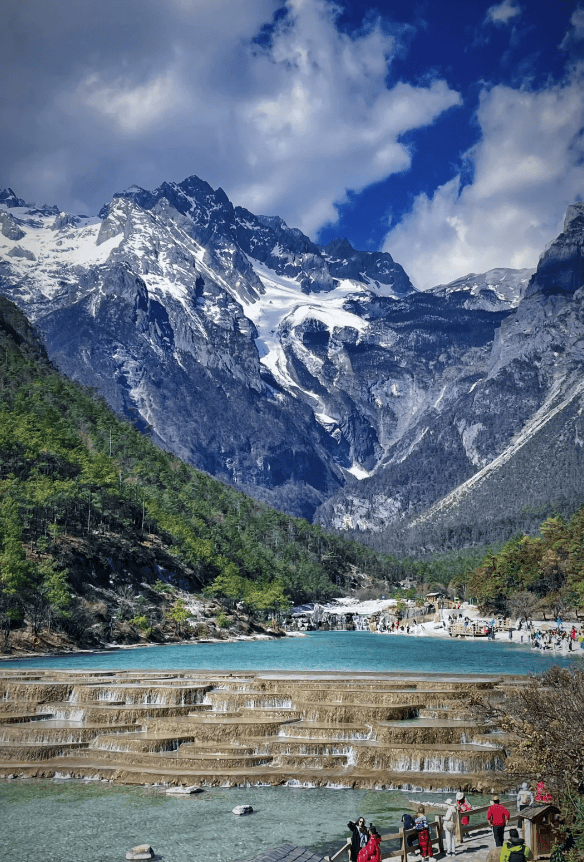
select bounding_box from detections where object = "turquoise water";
[0,779,493,862]
[1,630,578,673]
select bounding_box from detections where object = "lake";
[1,630,578,674]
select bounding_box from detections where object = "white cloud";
[383,70,584,290]
[485,0,521,26]
[75,70,186,134]
[560,7,584,50]
[568,7,584,38]
[232,0,461,234]
[0,0,460,234]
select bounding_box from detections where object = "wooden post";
[400,827,408,862]
[455,809,463,845]
[435,817,444,855]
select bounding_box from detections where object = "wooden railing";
[326,805,518,862]
[325,818,444,862]
[328,839,351,862]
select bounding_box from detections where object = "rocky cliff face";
[318,207,584,550]
[1,176,583,543]
[525,203,584,298]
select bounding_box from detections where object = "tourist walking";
[499,828,532,862]
[487,796,510,847]
[415,805,434,859]
[348,818,369,862]
[357,825,381,862]
[443,798,457,856]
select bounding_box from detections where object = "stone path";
[442,827,497,862]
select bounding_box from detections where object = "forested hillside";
[0,296,406,651]
[457,510,584,617]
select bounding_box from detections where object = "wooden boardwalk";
[238,844,328,862]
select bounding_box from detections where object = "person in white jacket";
[443,799,457,856]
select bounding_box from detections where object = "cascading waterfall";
[344,747,357,767]
[45,708,85,722]
[0,669,513,791]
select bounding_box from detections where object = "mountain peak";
[324,237,356,257]
[525,201,584,298]
[0,188,27,208]
[564,202,584,232]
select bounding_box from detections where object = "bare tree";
[471,663,584,858]
[507,590,539,623]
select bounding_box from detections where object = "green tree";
[39,559,70,631]
[0,493,33,599]
[216,612,230,629]
[168,598,190,636]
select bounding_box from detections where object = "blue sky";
[1,0,583,288]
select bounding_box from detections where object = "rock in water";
[165,785,203,795]
[126,845,155,860]
[232,804,254,815]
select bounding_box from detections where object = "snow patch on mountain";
[0,205,121,297]
[243,257,372,393]
[428,267,533,309]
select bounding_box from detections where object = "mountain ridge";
[1,175,583,548]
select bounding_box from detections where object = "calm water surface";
[0,630,578,673]
[0,780,493,862]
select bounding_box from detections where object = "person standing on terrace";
[415,805,434,859]
[456,792,472,839]
[443,799,457,856]
[348,817,368,862]
[357,825,381,862]
[500,828,532,862]
[516,783,534,829]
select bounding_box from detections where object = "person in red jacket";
[456,792,472,838]
[357,825,381,862]
[488,796,510,847]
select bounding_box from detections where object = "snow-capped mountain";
[1,176,584,549]
[427,267,533,310]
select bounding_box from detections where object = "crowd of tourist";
[347,780,553,861]
[528,622,584,651]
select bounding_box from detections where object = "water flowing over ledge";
[1,666,519,792]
